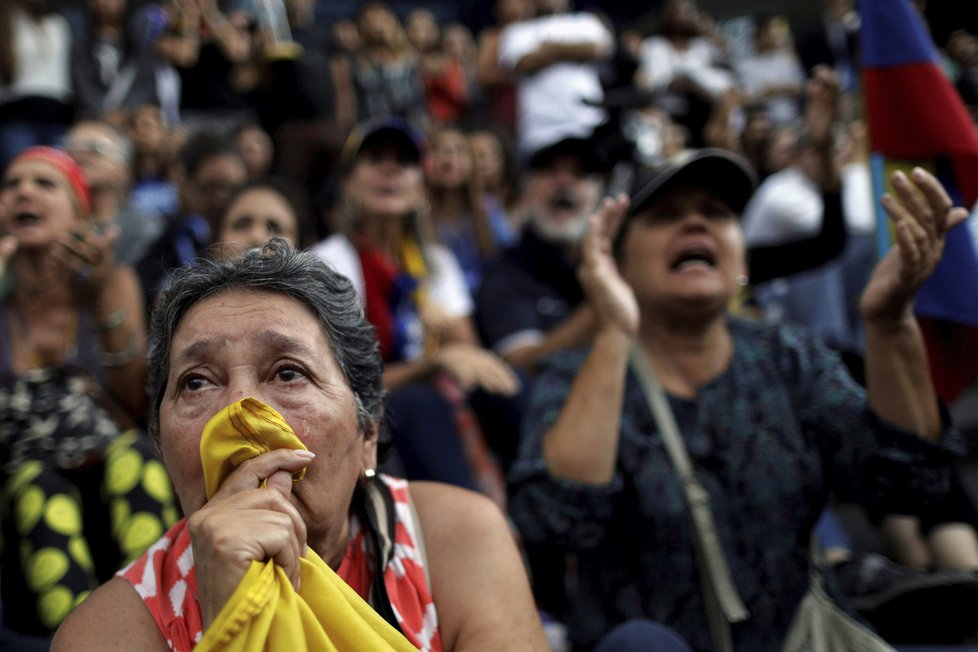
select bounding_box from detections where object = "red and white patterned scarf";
[118,475,442,651]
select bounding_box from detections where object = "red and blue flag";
[860,0,978,402]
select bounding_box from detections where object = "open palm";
[578,194,639,337]
[860,167,969,323]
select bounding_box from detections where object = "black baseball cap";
[628,148,757,217]
[527,136,604,175]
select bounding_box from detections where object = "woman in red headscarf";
[0,147,176,639]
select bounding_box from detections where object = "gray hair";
[146,238,387,451]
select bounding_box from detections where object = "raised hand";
[804,65,840,148]
[578,194,638,337]
[51,225,119,307]
[187,448,315,627]
[433,342,520,396]
[860,167,969,323]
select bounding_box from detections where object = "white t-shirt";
[499,12,613,154]
[743,164,876,246]
[0,10,72,103]
[636,36,733,111]
[840,162,875,236]
[735,50,804,124]
[742,166,822,246]
[309,234,473,361]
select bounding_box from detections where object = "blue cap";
[340,117,426,169]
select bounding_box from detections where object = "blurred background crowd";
[4,0,978,649]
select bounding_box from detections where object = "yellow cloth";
[399,234,440,356]
[195,397,417,652]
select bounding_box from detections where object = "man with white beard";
[476,137,604,374]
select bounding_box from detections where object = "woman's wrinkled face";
[0,159,84,249]
[159,290,377,540]
[344,144,423,219]
[619,187,746,316]
[217,188,299,259]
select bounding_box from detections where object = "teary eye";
[181,374,212,392]
[275,364,306,382]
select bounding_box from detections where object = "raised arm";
[748,66,846,284]
[51,577,169,651]
[540,195,635,484]
[58,227,148,418]
[475,29,510,88]
[860,167,969,439]
[502,304,596,374]
[156,0,202,67]
[382,313,519,396]
[198,0,251,63]
[513,40,611,75]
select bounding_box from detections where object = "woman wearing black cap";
[508,148,977,651]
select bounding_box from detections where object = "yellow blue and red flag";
[860,0,978,402]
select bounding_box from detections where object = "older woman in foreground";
[52,239,547,650]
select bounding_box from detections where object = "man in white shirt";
[498,0,614,156]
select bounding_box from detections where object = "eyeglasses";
[63,138,123,160]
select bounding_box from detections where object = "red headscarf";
[9,146,92,217]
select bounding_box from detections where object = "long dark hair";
[218,177,314,250]
[426,124,497,260]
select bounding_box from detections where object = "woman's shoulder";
[309,232,355,261]
[405,481,549,651]
[408,480,507,539]
[51,577,169,651]
[308,235,365,298]
[423,241,464,272]
[406,481,513,583]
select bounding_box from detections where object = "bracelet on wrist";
[94,309,127,332]
[99,329,139,368]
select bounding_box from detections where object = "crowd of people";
[3,0,978,650]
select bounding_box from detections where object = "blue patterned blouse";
[509,318,963,652]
